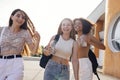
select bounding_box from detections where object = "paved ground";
[23,57,120,80]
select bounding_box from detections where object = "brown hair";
[73,17,95,34]
[57,18,76,40]
[9,9,35,36]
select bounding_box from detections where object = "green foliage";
[31,45,44,57]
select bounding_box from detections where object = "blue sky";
[0,0,102,46]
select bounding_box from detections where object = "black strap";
[0,55,22,59]
[95,72,100,80]
[49,34,60,48]
[54,34,60,43]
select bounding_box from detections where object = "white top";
[78,35,87,47]
[53,35,74,60]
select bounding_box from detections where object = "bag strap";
[0,27,5,43]
[54,34,60,43]
[50,34,60,47]
[96,72,100,80]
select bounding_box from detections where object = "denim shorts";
[44,59,70,80]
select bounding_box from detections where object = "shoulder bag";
[39,34,60,68]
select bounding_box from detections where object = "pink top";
[0,27,32,55]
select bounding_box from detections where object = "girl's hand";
[43,46,52,56]
[33,31,40,41]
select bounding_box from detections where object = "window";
[109,16,120,52]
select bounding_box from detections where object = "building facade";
[87,0,120,78]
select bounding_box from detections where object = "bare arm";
[88,35,105,50]
[27,31,40,54]
[71,41,79,80]
[43,35,55,56]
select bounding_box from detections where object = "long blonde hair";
[57,18,76,40]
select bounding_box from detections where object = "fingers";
[43,46,52,56]
[33,31,40,41]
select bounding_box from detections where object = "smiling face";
[57,18,75,40]
[61,19,73,34]
[73,19,83,33]
[9,9,28,30]
[11,11,26,27]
